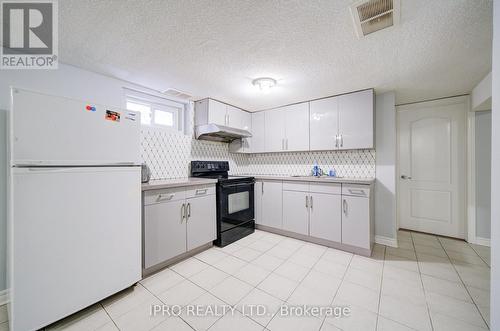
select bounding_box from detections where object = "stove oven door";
[218,179,255,232]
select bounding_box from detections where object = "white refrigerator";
[8,88,142,331]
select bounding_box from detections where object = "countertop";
[142,177,218,191]
[247,175,375,185]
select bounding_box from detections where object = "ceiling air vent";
[163,88,193,100]
[349,0,400,38]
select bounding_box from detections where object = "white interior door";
[398,97,467,238]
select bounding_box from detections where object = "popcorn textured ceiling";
[59,0,492,111]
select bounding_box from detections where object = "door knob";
[401,175,412,180]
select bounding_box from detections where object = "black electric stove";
[191,161,255,247]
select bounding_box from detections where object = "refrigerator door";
[10,167,141,331]
[11,88,141,166]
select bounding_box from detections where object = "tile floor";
[2,230,491,331]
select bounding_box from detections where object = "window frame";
[124,89,185,132]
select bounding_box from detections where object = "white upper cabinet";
[195,98,251,130]
[227,104,251,130]
[310,96,339,151]
[338,89,374,150]
[224,88,373,153]
[310,89,374,151]
[284,103,310,151]
[265,108,286,152]
[207,99,227,126]
[250,111,265,153]
[264,103,309,152]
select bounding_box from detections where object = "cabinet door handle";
[343,199,347,215]
[310,196,313,209]
[195,189,208,195]
[340,134,344,148]
[305,195,309,208]
[157,193,174,201]
[187,203,191,219]
[181,203,186,223]
[262,182,264,194]
[335,135,339,148]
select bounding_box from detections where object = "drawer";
[309,182,341,195]
[283,181,309,192]
[186,184,216,199]
[144,187,186,205]
[342,184,370,198]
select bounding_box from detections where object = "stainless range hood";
[195,123,252,143]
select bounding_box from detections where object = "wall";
[375,92,397,241]
[475,111,491,239]
[0,111,6,295]
[0,63,379,293]
[142,127,375,179]
[141,127,248,179]
[244,150,375,178]
[491,1,499,329]
[472,72,492,111]
[0,64,230,293]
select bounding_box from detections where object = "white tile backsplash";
[246,149,375,178]
[141,128,375,180]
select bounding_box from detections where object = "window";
[126,100,152,125]
[124,88,185,132]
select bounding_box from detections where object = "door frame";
[467,110,492,247]
[396,95,470,240]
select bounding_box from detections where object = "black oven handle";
[220,182,254,189]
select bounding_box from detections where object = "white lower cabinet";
[186,194,216,250]
[254,181,263,225]
[341,195,371,250]
[256,180,372,255]
[144,199,186,269]
[282,184,342,240]
[309,192,342,242]
[256,180,283,229]
[283,190,309,235]
[143,185,216,270]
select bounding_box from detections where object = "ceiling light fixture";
[252,77,277,92]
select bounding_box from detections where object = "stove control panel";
[191,161,229,173]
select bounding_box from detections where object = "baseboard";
[256,225,372,257]
[0,289,9,305]
[375,235,398,248]
[472,237,491,247]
